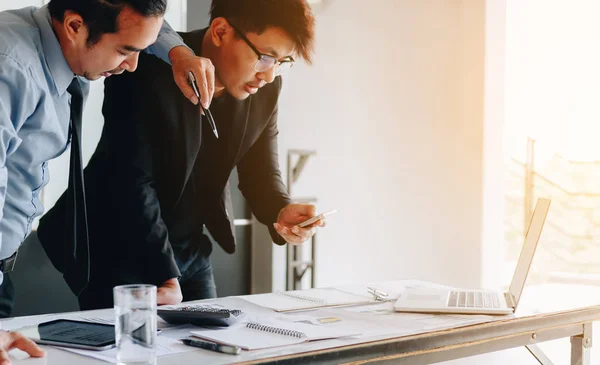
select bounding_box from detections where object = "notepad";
[241,288,375,312]
[190,319,359,350]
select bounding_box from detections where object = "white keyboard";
[447,291,501,308]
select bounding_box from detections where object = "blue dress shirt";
[0,5,186,283]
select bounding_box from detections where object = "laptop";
[393,198,551,315]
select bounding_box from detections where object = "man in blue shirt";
[0,0,218,359]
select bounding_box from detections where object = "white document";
[69,314,115,325]
[241,288,374,312]
[273,300,502,341]
[191,316,360,350]
[336,280,455,302]
[1,314,60,332]
[61,335,193,364]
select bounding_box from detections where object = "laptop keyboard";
[447,291,501,308]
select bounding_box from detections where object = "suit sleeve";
[144,20,193,64]
[100,61,180,284]
[236,80,292,245]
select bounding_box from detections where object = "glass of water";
[114,284,157,365]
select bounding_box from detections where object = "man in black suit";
[38,0,321,309]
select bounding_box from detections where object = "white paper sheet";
[271,300,504,341]
[61,335,193,364]
[241,287,375,312]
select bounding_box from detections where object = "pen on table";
[181,338,241,355]
[367,287,389,301]
[187,71,219,139]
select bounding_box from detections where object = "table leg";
[525,344,554,365]
[570,322,592,365]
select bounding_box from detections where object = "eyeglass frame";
[228,21,295,76]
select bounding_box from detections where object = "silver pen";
[187,71,219,139]
[367,287,389,301]
[181,338,241,355]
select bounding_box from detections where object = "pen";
[187,71,219,139]
[181,338,241,355]
[367,287,389,301]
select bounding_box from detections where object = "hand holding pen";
[188,71,219,139]
[168,47,215,108]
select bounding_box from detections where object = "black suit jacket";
[38,29,292,291]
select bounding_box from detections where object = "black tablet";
[17,319,115,351]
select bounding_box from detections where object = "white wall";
[0,0,41,9]
[481,0,506,290]
[276,0,486,289]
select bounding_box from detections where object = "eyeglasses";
[229,22,295,76]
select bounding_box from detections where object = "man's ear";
[62,10,87,44]
[210,17,231,47]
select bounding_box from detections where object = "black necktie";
[64,78,89,296]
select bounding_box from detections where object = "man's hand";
[168,46,215,108]
[273,204,326,245]
[157,278,183,305]
[0,331,45,365]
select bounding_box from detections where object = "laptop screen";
[508,198,551,308]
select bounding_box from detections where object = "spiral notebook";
[241,288,375,312]
[190,319,359,350]
[157,304,244,327]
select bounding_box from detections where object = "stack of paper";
[241,288,374,312]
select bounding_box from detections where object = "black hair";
[210,0,316,63]
[48,0,167,47]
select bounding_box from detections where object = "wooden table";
[7,304,599,364]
